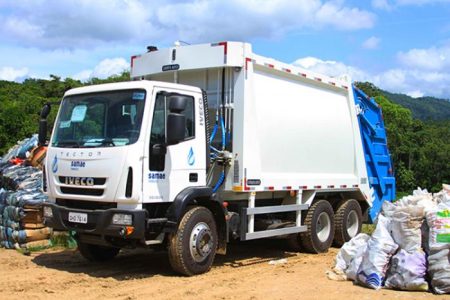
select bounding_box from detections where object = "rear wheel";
[77,241,120,262]
[333,199,362,247]
[299,200,335,253]
[168,206,218,276]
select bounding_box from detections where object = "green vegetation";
[0,72,129,154]
[50,231,77,249]
[0,76,448,193]
[361,224,375,235]
[14,232,77,255]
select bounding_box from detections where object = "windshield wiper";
[56,140,80,148]
[84,138,116,147]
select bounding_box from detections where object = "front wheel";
[299,200,335,253]
[77,241,120,262]
[168,206,218,276]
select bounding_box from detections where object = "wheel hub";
[190,222,213,262]
[346,210,359,238]
[316,212,331,243]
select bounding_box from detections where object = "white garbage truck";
[41,42,395,275]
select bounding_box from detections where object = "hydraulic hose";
[210,123,218,144]
[220,115,226,149]
[212,171,225,193]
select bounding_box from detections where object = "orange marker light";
[125,226,135,236]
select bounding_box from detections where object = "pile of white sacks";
[329,184,450,294]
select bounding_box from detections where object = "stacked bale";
[0,135,52,249]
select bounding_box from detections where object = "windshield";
[51,89,146,148]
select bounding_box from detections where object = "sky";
[0,0,449,99]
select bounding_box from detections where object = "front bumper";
[43,203,147,242]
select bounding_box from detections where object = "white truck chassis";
[42,42,395,275]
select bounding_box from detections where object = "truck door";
[143,88,206,203]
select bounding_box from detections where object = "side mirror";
[38,104,51,146]
[40,104,51,118]
[166,95,188,146]
[168,95,187,112]
[167,113,185,145]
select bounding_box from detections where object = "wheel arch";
[165,186,227,255]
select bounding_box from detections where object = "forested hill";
[356,82,450,121]
[383,92,450,121]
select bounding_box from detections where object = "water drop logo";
[51,155,58,173]
[187,147,195,166]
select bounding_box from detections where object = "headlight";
[43,206,53,218]
[112,213,132,225]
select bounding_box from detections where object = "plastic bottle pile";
[0,135,52,249]
[329,185,450,294]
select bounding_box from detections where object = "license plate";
[68,212,88,224]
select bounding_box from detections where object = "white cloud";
[71,70,92,81]
[407,90,424,98]
[373,69,450,99]
[0,66,29,81]
[397,0,450,5]
[70,57,129,81]
[294,41,450,99]
[0,0,155,49]
[371,0,392,10]
[398,45,450,70]
[372,0,450,10]
[293,57,450,99]
[91,58,129,78]
[314,2,375,30]
[293,57,370,81]
[0,1,376,49]
[362,36,381,49]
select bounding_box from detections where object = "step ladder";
[240,191,308,241]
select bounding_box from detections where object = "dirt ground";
[0,241,445,300]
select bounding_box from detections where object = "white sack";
[346,241,368,281]
[356,215,398,290]
[385,249,428,291]
[334,233,370,272]
[426,190,450,294]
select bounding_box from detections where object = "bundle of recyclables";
[329,185,450,294]
[0,135,52,249]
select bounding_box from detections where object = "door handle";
[189,173,198,182]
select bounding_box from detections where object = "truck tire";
[168,206,218,276]
[333,199,362,247]
[77,241,120,262]
[299,200,335,253]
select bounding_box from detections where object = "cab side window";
[183,97,195,139]
[150,94,166,171]
[149,92,195,171]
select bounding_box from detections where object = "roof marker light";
[130,55,140,69]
